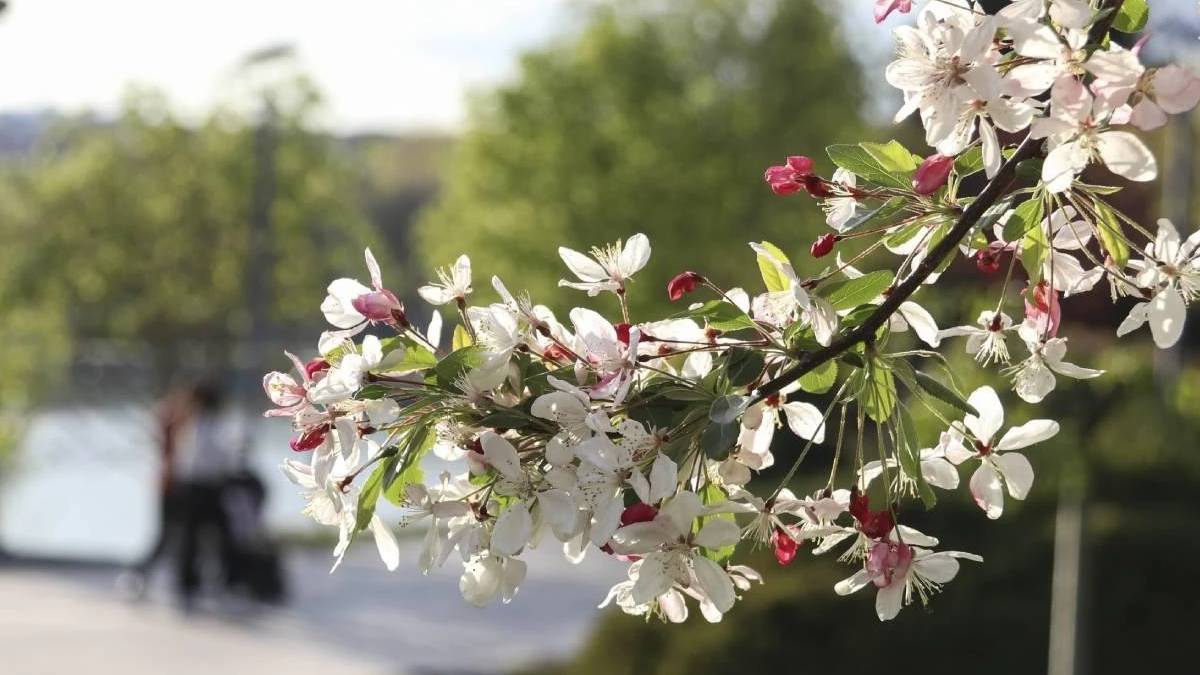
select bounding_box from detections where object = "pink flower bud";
[786,155,814,174]
[874,0,912,23]
[810,233,837,258]
[1024,281,1061,338]
[667,271,704,301]
[974,242,1005,274]
[290,426,328,452]
[773,527,799,566]
[304,358,331,380]
[912,153,954,195]
[351,289,403,323]
[619,502,659,526]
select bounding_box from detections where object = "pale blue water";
[0,404,421,561]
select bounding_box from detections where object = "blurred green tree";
[415,0,868,319]
[0,78,382,371]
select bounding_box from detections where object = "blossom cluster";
[265,0,1197,623]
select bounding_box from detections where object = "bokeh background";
[1,1,1198,673]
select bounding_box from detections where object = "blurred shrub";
[519,345,1200,674]
[416,0,868,319]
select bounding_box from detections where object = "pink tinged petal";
[590,496,625,547]
[875,577,906,621]
[834,569,872,596]
[899,301,940,347]
[980,119,1002,179]
[417,285,454,306]
[1097,131,1158,182]
[630,551,681,606]
[782,401,826,444]
[1117,301,1150,338]
[369,513,400,571]
[1007,63,1062,96]
[618,234,652,277]
[695,519,740,550]
[1153,65,1200,114]
[1150,286,1187,348]
[321,278,372,328]
[964,386,1004,442]
[913,553,961,584]
[480,432,523,480]
[659,588,689,623]
[1129,98,1168,131]
[500,557,527,603]
[491,502,534,556]
[970,462,1006,519]
[364,247,384,289]
[627,468,651,504]
[996,419,1060,450]
[994,452,1035,500]
[1014,359,1056,404]
[692,555,737,614]
[558,247,608,282]
[1043,140,1090,194]
[648,455,678,503]
[921,456,960,490]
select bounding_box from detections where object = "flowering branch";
[264,0,1199,625]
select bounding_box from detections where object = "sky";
[0,0,575,133]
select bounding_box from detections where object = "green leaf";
[755,240,793,293]
[700,421,739,459]
[452,324,473,351]
[839,196,907,233]
[954,146,984,178]
[1112,0,1148,32]
[725,347,766,388]
[1020,215,1050,284]
[862,140,919,173]
[798,359,837,394]
[683,299,755,332]
[384,428,433,505]
[861,360,896,423]
[709,394,749,424]
[1002,197,1043,243]
[976,195,1015,234]
[897,407,937,509]
[1094,199,1130,268]
[356,453,397,531]
[377,337,438,375]
[826,140,915,190]
[822,270,893,311]
[698,482,737,563]
[433,345,486,388]
[913,371,979,417]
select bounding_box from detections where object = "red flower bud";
[769,180,804,196]
[614,322,633,346]
[912,153,955,195]
[667,271,704,301]
[773,527,800,566]
[620,502,660,526]
[810,233,837,258]
[290,426,328,452]
[803,174,832,198]
[849,486,895,540]
[975,242,1007,275]
[786,155,814,174]
[352,289,404,323]
[304,358,331,380]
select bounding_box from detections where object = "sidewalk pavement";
[0,542,623,675]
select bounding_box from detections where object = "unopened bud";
[810,233,837,258]
[912,153,954,195]
[667,271,705,301]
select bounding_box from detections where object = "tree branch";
[752,0,1126,404]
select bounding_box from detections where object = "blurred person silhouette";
[172,380,239,611]
[120,385,194,599]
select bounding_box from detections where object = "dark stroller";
[222,469,288,604]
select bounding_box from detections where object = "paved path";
[0,542,623,675]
